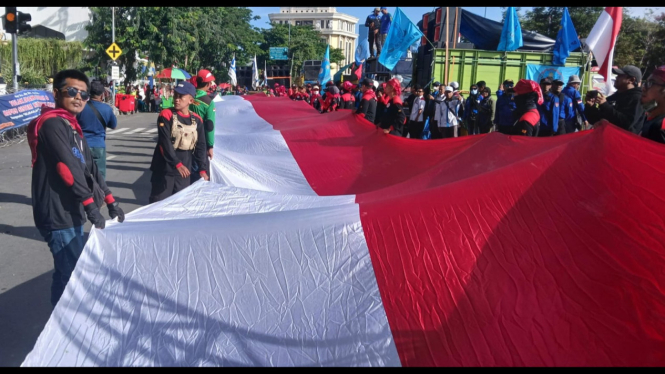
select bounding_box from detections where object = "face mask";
[642,99,658,112]
[471,89,478,95]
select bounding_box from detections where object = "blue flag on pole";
[378,7,423,71]
[497,7,523,51]
[355,38,370,65]
[318,44,332,86]
[552,7,581,65]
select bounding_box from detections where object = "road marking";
[106,154,117,160]
[144,128,158,134]
[107,128,129,135]
[124,127,146,135]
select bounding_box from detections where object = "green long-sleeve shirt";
[190,89,216,148]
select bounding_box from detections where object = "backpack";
[170,112,198,151]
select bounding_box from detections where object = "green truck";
[418,48,590,98]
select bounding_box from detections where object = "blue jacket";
[494,90,517,127]
[365,14,381,31]
[463,94,482,121]
[354,90,362,109]
[562,85,586,122]
[537,92,564,132]
[76,100,118,148]
[379,12,392,34]
[559,93,575,123]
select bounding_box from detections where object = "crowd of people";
[256,63,665,144]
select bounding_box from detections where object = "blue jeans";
[38,226,86,307]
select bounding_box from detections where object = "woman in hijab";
[512,79,543,136]
[378,78,407,136]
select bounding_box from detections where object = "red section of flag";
[244,95,665,366]
[353,63,363,81]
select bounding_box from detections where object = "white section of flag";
[585,7,622,95]
[22,96,401,367]
[229,53,237,87]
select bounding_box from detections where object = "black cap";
[361,78,374,87]
[540,77,552,85]
[612,65,642,82]
[552,78,564,85]
[433,81,441,86]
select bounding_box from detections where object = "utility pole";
[12,31,18,91]
[111,7,116,102]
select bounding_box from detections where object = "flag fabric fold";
[378,7,423,71]
[228,53,237,87]
[355,38,370,66]
[497,7,523,51]
[552,7,581,65]
[263,60,268,87]
[585,7,623,95]
[318,45,332,87]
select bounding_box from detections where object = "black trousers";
[368,32,379,57]
[404,120,425,139]
[497,125,514,135]
[149,172,191,203]
[538,127,555,137]
[440,126,458,138]
[429,121,442,139]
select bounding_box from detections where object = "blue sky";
[249,7,664,30]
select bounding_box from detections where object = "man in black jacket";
[356,78,378,123]
[365,8,381,58]
[640,66,665,144]
[587,65,645,134]
[28,69,125,307]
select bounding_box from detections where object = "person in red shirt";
[339,81,356,110]
[321,85,341,113]
[379,78,407,135]
[512,79,543,136]
[310,85,323,111]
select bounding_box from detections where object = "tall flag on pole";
[378,7,423,71]
[252,54,260,90]
[553,7,581,65]
[585,7,623,95]
[229,53,237,87]
[497,7,523,51]
[318,45,332,87]
[263,60,268,87]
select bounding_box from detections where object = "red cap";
[197,69,215,83]
[514,79,544,105]
[386,78,402,97]
[652,66,665,82]
[343,81,354,91]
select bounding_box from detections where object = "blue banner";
[526,64,581,85]
[552,7,581,65]
[0,90,55,134]
[497,7,523,51]
[355,38,370,65]
[378,7,423,71]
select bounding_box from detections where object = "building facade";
[1,7,91,42]
[268,7,359,75]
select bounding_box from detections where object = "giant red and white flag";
[23,95,665,366]
[585,7,623,95]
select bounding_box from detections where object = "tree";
[613,9,665,78]
[84,7,264,85]
[259,23,345,77]
[519,7,604,39]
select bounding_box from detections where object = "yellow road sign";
[106,43,122,61]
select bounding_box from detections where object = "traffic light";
[17,11,31,34]
[3,7,17,34]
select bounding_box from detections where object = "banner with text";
[525,64,581,86]
[0,90,55,134]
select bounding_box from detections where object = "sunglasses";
[643,79,665,90]
[60,87,90,101]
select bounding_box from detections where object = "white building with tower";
[268,7,358,75]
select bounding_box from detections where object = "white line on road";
[107,128,129,135]
[144,128,158,134]
[124,127,146,135]
[106,154,117,160]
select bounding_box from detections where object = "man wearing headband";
[379,78,407,135]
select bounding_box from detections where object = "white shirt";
[410,96,425,122]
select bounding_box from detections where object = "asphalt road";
[0,110,159,367]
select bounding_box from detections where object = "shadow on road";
[0,224,42,242]
[0,271,53,366]
[0,193,32,206]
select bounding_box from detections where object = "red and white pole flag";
[585,7,622,95]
